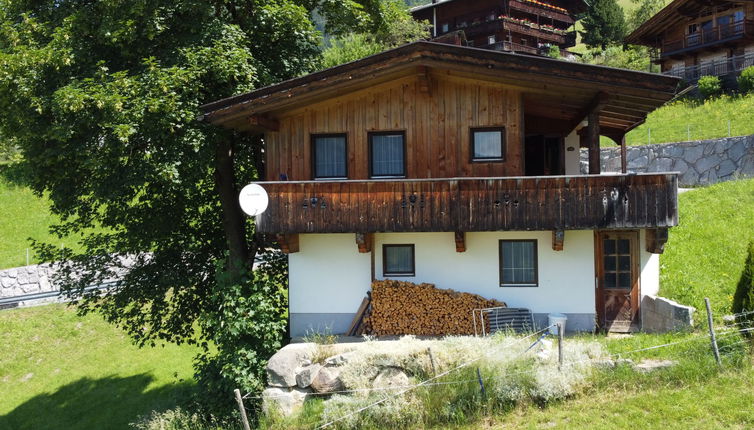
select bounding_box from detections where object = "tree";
[628,0,667,33]
[0,0,393,408]
[732,241,754,341]
[580,0,627,49]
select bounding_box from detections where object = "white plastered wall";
[373,231,596,315]
[639,229,660,298]
[564,130,581,175]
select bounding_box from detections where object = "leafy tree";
[732,241,754,341]
[322,0,429,68]
[580,45,657,72]
[580,0,627,49]
[628,0,668,33]
[738,66,754,94]
[0,0,392,409]
[698,75,722,99]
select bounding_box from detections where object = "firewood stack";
[361,280,506,336]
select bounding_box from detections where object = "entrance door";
[596,231,640,332]
[524,135,564,176]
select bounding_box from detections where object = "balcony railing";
[661,20,754,57]
[482,41,540,55]
[255,174,679,234]
[508,0,575,25]
[663,52,754,82]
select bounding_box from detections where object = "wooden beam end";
[277,233,299,254]
[552,230,565,251]
[356,233,373,253]
[455,231,466,253]
[646,228,668,254]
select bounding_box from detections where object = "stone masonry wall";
[580,135,754,187]
[0,263,57,298]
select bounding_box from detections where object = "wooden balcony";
[508,0,575,25]
[255,174,678,234]
[661,20,754,58]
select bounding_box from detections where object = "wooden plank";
[347,296,371,336]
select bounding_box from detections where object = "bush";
[698,75,722,99]
[738,66,754,94]
[732,241,754,339]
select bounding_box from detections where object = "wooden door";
[596,231,640,332]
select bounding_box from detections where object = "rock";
[262,387,311,416]
[266,343,316,387]
[296,363,322,388]
[17,271,28,285]
[310,365,344,393]
[634,359,677,373]
[372,367,409,390]
[716,159,737,179]
[0,276,13,289]
[38,275,52,292]
[728,141,747,162]
[325,351,356,366]
[628,155,649,169]
[694,155,720,174]
[28,271,39,284]
[7,269,17,278]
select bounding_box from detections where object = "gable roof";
[201,41,679,140]
[626,0,754,45]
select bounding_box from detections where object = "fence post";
[26,248,29,266]
[728,120,731,137]
[476,367,486,399]
[687,125,690,141]
[558,323,564,371]
[427,347,437,376]
[704,298,722,366]
[234,389,252,430]
[648,128,651,145]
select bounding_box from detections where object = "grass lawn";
[625,94,754,146]
[0,304,200,430]
[659,178,754,319]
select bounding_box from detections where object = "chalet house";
[626,0,754,85]
[201,42,680,336]
[410,0,585,56]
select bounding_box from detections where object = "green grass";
[659,178,754,319]
[0,304,200,430]
[625,94,754,146]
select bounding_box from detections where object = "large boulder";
[266,343,316,387]
[262,387,311,416]
[310,365,344,393]
[296,363,322,389]
[371,367,409,390]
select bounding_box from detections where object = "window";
[441,23,449,33]
[369,132,405,177]
[499,240,538,287]
[687,23,698,34]
[471,127,505,161]
[312,134,347,179]
[383,245,415,276]
[488,35,496,45]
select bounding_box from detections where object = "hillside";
[660,178,754,317]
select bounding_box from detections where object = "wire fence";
[625,119,753,146]
[237,305,754,429]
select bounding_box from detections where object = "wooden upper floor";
[627,0,754,60]
[411,0,583,53]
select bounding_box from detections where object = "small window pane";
[618,273,631,289]
[619,256,631,271]
[384,245,414,276]
[604,256,616,271]
[618,239,630,254]
[314,135,346,178]
[472,129,504,160]
[500,240,537,286]
[371,133,405,177]
[604,273,617,289]
[603,239,616,255]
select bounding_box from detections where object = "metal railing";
[663,52,754,82]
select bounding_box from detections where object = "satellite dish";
[239,184,269,216]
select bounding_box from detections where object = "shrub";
[732,240,754,339]
[130,408,236,430]
[697,75,722,99]
[738,66,754,94]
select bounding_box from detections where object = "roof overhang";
[201,41,680,139]
[410,0,589,14]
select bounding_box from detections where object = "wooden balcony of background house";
[500,20,572,44]
[508,0,575,25]
[441,9,503,36]
[663,51,754,83]
[255,173,678,235]
[482,40,541,55]
[661,20,754,58]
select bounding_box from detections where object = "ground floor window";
[499,240,538,287]
[383,244,415,276]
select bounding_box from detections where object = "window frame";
[470,126,506,162]
[382,244,416,277]
[499,239,539,287]
[368,131,407,179]
[311,133,348,180]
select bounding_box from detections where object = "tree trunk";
[214,139,250,280]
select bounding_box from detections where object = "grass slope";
[626,94,754,146]
[0,305,199,430]
[660,178,754,318]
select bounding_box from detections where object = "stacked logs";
[362,280,506,336]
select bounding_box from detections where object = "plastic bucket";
[548,313,568,335]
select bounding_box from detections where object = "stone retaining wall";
[581,135,754,187]
[641,295,695,333]
[0,263,56,298]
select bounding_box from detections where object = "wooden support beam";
[587,111,601,175]
[552,230,565,251]
[454,231,466,253]
[276,234,299,254]
[568,91,611,133]
[646,228,669,254]
[620,134,628,174]
[355,233,374,253]
[416,66,431,95]
[248,114,280,132]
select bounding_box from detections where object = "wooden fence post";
[234,388,252,430]
[704,298,722,366]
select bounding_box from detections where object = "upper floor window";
[687,23,698,34]
[312,134,347,179]
[488,35,496,45]
[441,23,449,33]
[499,240,538,287]
[369,132,405,178]
[734,11,744,22]
[471,127,505,161]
